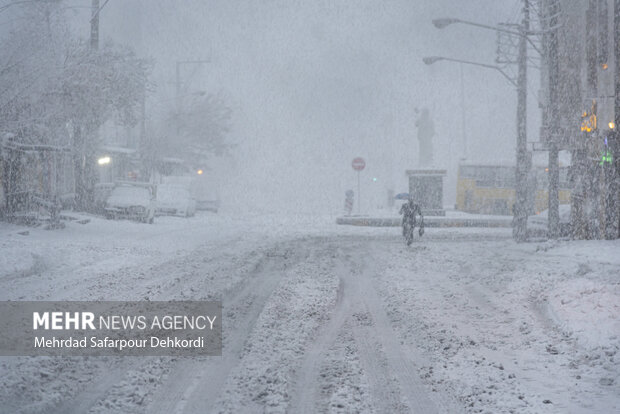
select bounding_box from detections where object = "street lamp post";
[432,17,542,55]
[459,63,467,160]
[423,56,518,86]
[428,1,533,241]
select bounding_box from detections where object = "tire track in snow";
[145,242,308,414]
[45,240,292,414]
[290,256,353,413]
[291,240,443,413]
[349,244,441,414]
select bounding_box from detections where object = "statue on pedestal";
[415,107,435,167]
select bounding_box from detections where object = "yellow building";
[456,163,571,215]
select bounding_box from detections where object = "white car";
[156,185,196,217]
[105,184,155,223]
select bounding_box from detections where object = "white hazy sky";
[72,0,541,214]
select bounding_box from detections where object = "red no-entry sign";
[352,157,366,171]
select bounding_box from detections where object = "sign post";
[351,157,366,214]
[344,190,354,216]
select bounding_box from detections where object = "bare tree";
[0,1,152,210]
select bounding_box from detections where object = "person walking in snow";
[399,197,424,245]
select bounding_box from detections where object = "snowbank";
[548,278,620,350]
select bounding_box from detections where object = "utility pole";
[513,0,530,242]
[579,0,600,239]
[611,0,620,238]
[175,60,209,135]
[616,0,620,147]
[90,0,99,50]
[569,0,587,238]
[546,0,561,239]
[74,0,100,211]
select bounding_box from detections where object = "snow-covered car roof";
[106,186,151,208]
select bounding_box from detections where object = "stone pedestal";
[405,169,447,216]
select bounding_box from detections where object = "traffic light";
[600,136,614,166]
[581,100,597,133]
[599,149,613,166]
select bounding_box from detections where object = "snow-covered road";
[1,214,618,413]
